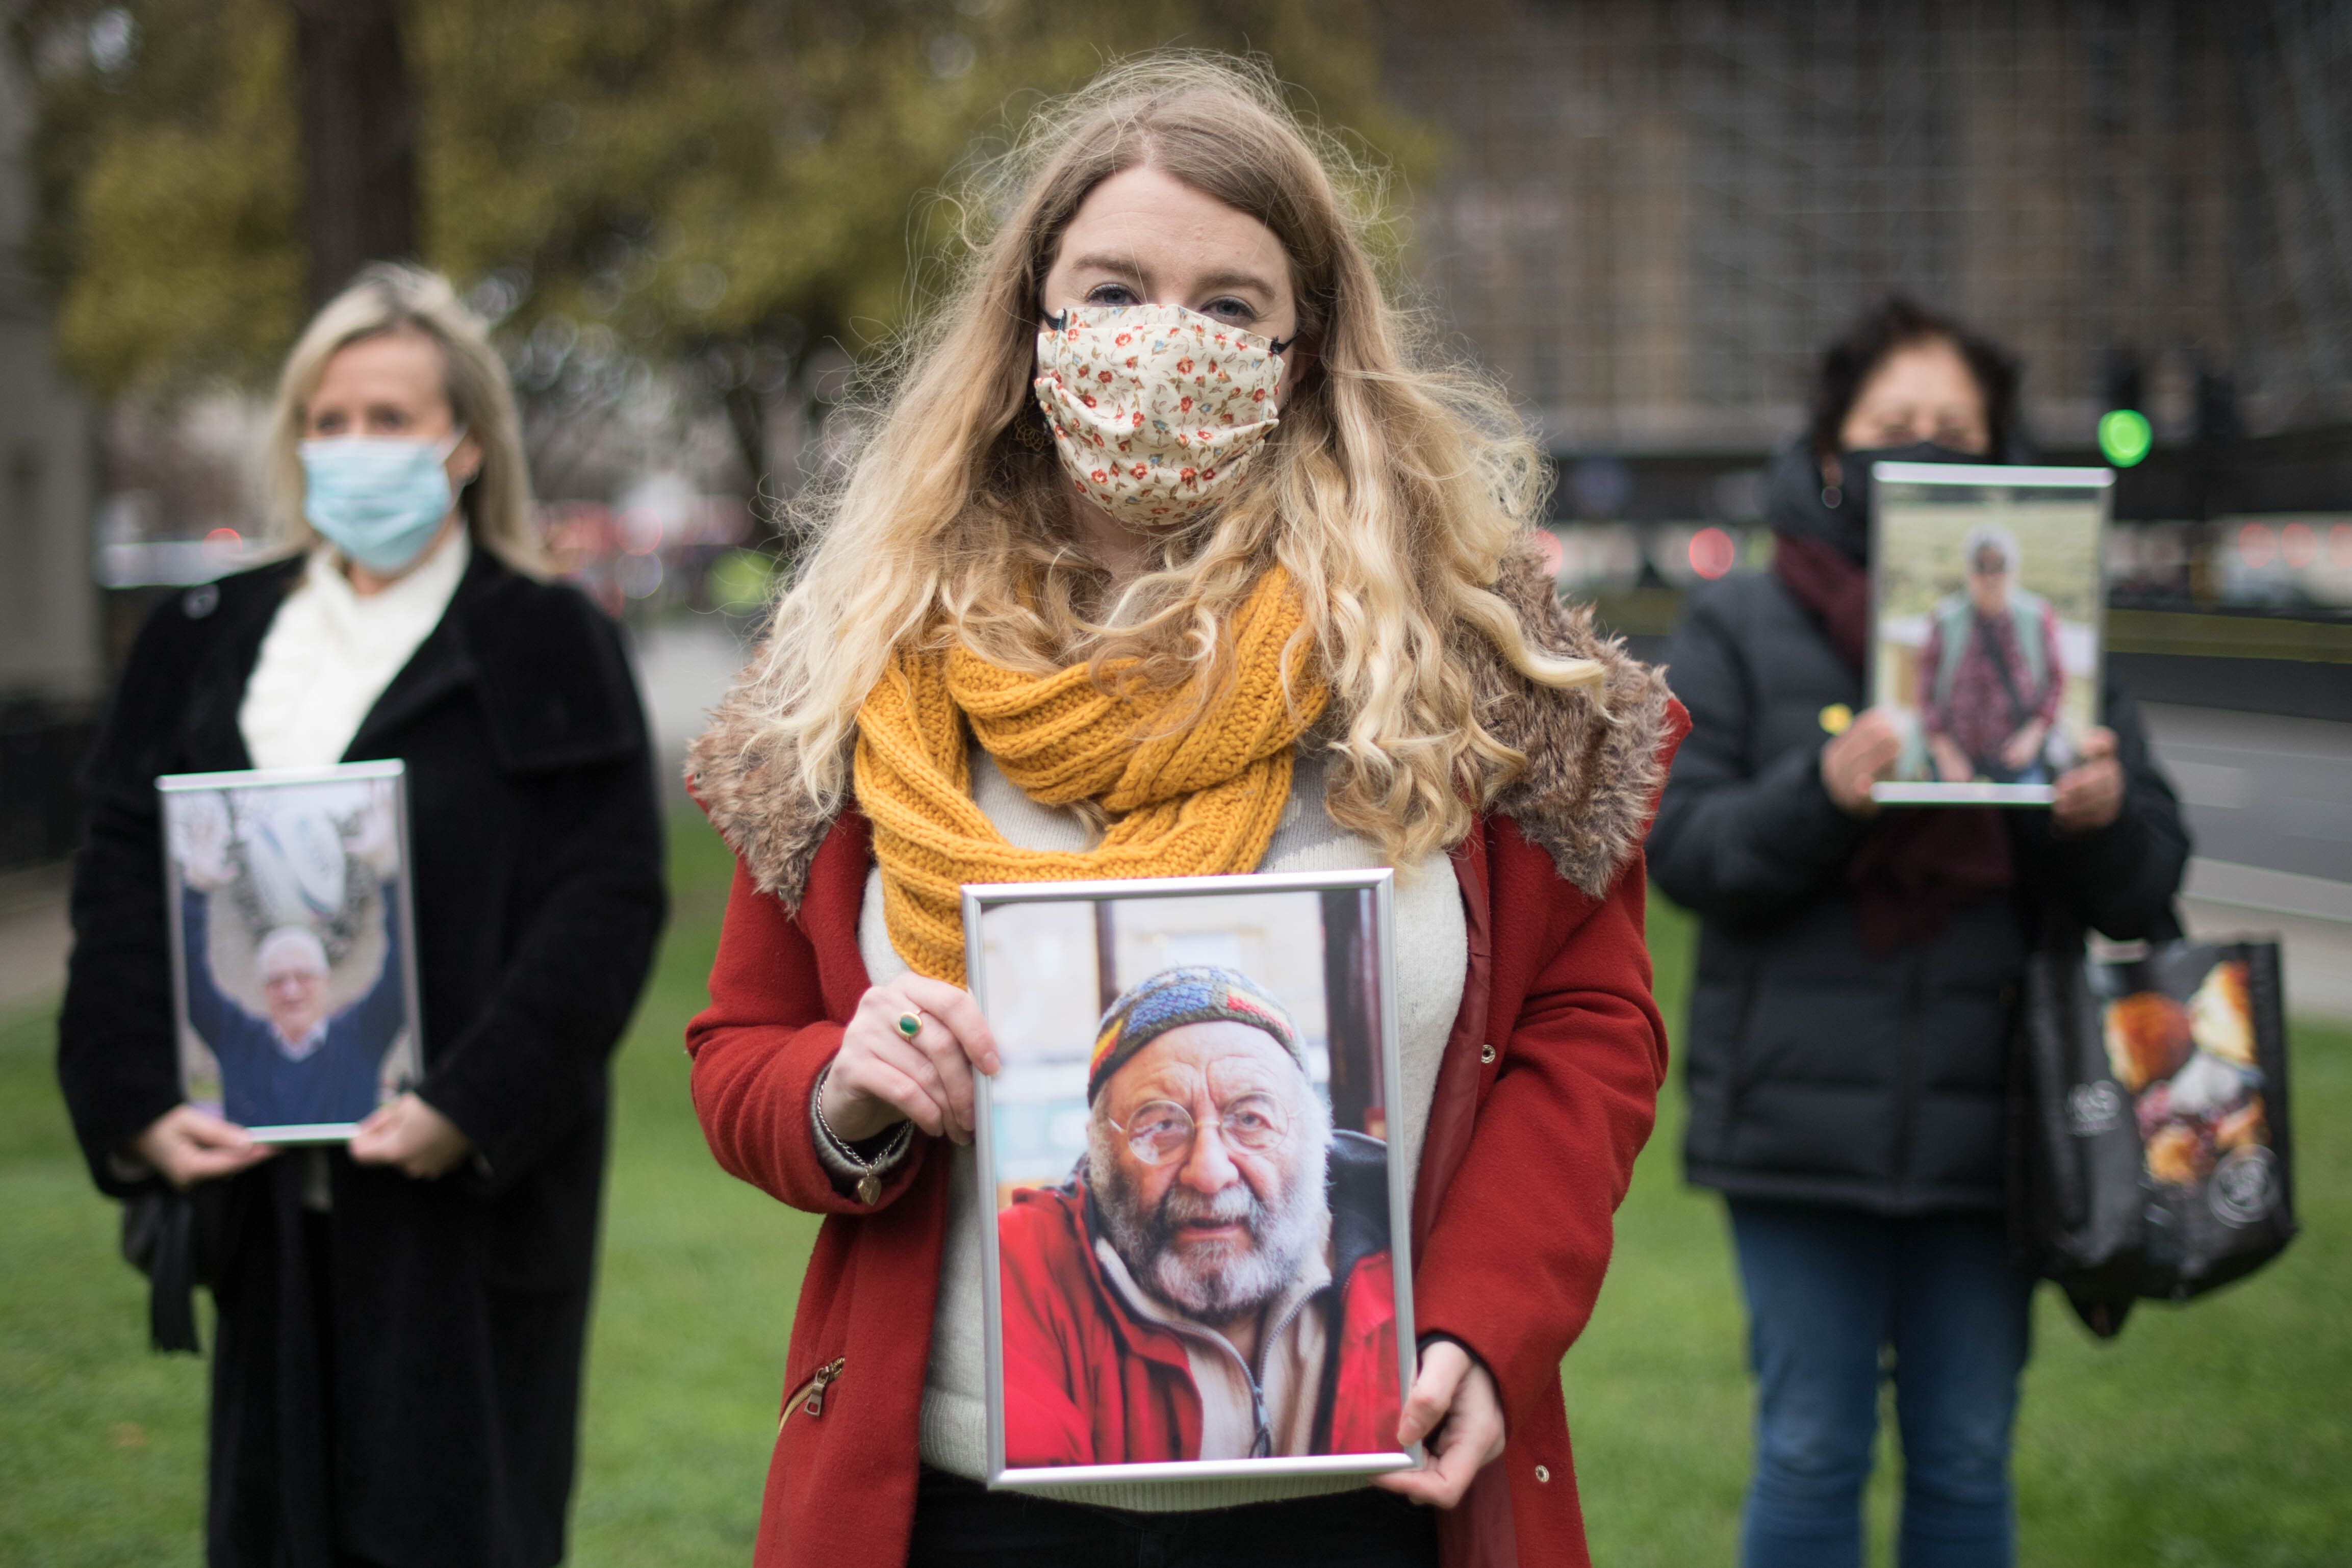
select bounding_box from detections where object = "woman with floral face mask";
[58,264,667,1568]
[686,56,1683,1568]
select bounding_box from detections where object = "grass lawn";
[2,811,2344,1564]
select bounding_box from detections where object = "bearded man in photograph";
[997,965,1399,1468]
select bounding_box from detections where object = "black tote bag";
[2011,938,2296,1336]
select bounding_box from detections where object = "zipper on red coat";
[780,1357,846,1429]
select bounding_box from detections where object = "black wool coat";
[57,548,668,1568]
[1648,494,2189,1215]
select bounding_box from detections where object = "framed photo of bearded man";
[1867,462,2113,806]
[158,761,424,1143]
[962,869,1419,1489]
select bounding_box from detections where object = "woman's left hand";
[350,1092,473,1178]
[1373,1339,1507,1507]
[2052,727,2125,835]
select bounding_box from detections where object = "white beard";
[1088,1098,1332,1322]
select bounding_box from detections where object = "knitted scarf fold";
[853,569,1328,983]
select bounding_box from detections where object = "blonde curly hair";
[733,52,1597,868]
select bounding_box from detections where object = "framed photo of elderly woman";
[1866,462,2114,805]
[158,761,425,1143]
[961,869,1419,1490]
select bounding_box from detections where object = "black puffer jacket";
[1649,448,2190,1213]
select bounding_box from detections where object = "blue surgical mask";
[298,430,467,574]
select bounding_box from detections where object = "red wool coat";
[998,1178,1400,1469]
[687,794,1681,1568]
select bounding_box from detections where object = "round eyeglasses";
[1109,1093,1292,1167]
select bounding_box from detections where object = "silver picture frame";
[961,867,1420,1491]
[158,760,426,1144]
[1867,460,2114,806]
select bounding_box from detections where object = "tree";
[17,0,1429,511]
[292,0,419,305]
[18,0,308,393]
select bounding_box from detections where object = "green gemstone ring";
[897,1011,923,1039]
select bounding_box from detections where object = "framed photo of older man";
[962,869,1418,1490]
[158,761,424,1143]
[1867,461,2113,805]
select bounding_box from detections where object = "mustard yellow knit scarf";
[852,570,1328,983]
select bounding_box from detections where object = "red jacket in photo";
[999,1135,1401,1470]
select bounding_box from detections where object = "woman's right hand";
[131,1104,275,1189]
[820,977,1002,1147]
[1821,707,1902,816]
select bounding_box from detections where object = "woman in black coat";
[56,265,667,1568]
[1648,297,2188,1568]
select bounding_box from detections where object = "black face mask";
[1823,440,1987,533]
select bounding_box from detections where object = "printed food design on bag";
[2102,959,2267,1187]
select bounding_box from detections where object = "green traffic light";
[2098,408,2153,467]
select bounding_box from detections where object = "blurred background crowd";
[1,2,2346,1563]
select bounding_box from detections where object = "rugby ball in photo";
[242,804,349,928]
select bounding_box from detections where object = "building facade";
[1384,0,2352,517]
[0,42,101,867]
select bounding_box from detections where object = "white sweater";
[853,747,1469,1510]
[238,533,469,772]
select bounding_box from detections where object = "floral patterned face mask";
[1031,304,1290,526]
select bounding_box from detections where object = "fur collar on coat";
[686,544,1674,911]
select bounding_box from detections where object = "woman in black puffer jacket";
[1648,296,2188,1568]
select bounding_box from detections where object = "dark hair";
[1806,295,2024,461]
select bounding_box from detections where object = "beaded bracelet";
[812,1064,915,1205]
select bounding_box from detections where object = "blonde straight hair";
[743,54,1598,867]
[264,263,543,573]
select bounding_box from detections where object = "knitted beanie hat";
[1087,964,1303,1104]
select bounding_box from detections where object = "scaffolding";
[1381,0,2352,460]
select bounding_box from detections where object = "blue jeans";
[1727,1200,2033,1568]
